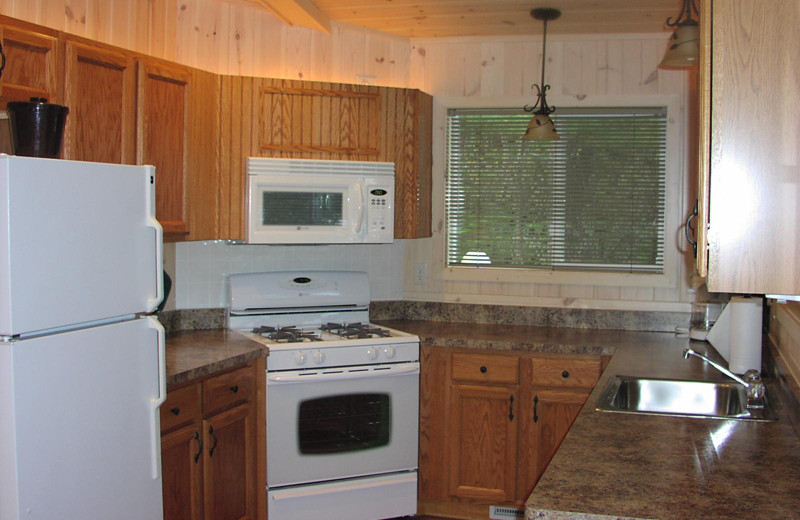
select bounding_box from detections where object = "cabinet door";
[705,0,800,294]
[0,22,59,107]
[137,60,191,236]
[203,403,254,520]
[162,423,204,520]
[520,388,587,496]
[448,383,518,502]
[63,39,135,164]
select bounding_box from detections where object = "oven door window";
[262,191,343,226]
[298,393,391,454]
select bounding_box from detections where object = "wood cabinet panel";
[161,382,202,432]
[203,404,253,520]
[62,39,135,164]
[530,356,601,388]
[202,365,253,414]
[451,351,519,384]
[0,21,59,107]
[533,390,587,477]
[161,423,204,520]
[703,0,800,294]
[448,383,518,502]
[258,84,381,155]
[137,60,190,236]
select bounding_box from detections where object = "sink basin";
[595,376,777,421]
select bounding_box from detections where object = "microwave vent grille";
[247,157,394,177]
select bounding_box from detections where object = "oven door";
[266,362,419,488]
[247,174,365,244]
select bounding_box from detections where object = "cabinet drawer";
[203,366,253,413]
[531,357,601,388]
[161,383,202,432]
[451,353,518,384]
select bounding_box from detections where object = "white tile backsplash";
[165,240,407,309]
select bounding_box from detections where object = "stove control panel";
[267,342,419,372]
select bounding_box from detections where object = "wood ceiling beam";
[252,0,332,34]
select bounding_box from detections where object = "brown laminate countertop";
[165,329,267,387]
[379,320,800,520]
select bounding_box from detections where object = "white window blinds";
[446,107,667,273]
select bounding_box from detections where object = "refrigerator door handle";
[147,315,167,479]
[145,166,164,312]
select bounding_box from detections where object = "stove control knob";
[382,346,396,359]
[367,347,379,360]
[313,350,325,364]
[294,352,307,366]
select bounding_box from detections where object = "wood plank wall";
[0,0,411,85]
[404,34,696,311]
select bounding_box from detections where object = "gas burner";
[252,325,322,343]
[320,322,392,339]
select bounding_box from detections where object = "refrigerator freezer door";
[0,155,163,336]
[0,317,165,520]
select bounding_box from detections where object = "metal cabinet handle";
[230,385,239,393]
[192,431,202,463]
[509,395,514,422]
[208,426,218,457]
[170,407,180,416]
[480,366,487,373]
[533,395,539,423]
[562,370,570,378]
[685,200,698,258]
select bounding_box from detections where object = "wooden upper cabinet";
[62,38,135,164]
[0,19,59,107]
[137,59,191,236]
[219,76,432,241]
[258,82,381,156]
[701,0,800,294]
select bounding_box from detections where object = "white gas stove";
[227,271,419,520]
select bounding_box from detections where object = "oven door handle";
[267,363,420,383]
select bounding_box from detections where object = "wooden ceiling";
[248,0,683,38]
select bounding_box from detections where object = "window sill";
[443,265,677,289]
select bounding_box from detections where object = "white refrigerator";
[0,155,166,520]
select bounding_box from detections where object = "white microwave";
[246,157,394,244]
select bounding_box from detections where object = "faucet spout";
[683,348,750,387]
[683,348,766,408]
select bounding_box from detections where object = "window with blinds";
[446,107,667,273]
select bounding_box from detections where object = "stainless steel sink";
[595,376,777,421]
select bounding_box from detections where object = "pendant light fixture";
[523,7,561,141]
[659,0,700,68]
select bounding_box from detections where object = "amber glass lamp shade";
[523,113,560,141]
[659,24,699,68]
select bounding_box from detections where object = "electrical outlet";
[414,263,427,285]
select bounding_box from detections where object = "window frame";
[432,94,684,289]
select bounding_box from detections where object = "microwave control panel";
[367,185,393,241]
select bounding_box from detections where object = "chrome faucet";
[683,348,766,408]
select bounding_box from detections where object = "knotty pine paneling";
[0,0,412,86]
[406,34,695,310]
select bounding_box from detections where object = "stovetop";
[252,322,394,343]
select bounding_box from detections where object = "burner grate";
[320,322,392,339]
[253,325,322,343]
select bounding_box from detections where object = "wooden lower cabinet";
[161,358,264,520]
[203,404,253,520]
[419,347,601,519]
[162,423,204,520]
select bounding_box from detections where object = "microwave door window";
[262,191,344,226]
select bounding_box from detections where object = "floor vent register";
[489,505,524,520]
